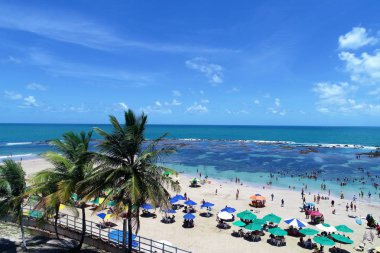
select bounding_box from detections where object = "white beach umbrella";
[218,211,233,220]
[316,223,337,233]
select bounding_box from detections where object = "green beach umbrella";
[313,236,335,246]
[107,200,116,207]
[163,171,173,176]
[331,234,353,244]
[232,220,247,227]
[29,210,43,218]
[71,193,79,201]
[299,228,319,236]
[245,223,263,231]
[263,213,282,224]
[252,219,266,225]
[268,227,288,236]
[335,225,354,233]
[237,210,257,221]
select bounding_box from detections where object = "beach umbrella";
[201,202,215,208]
[97,213,107,220]
[107,200,116,207]
[71,193,79,201]
[170,197,179,204]
[221,206,236,213]
[237,210,257,221]
[184,199,197,206]
[142,203,153,210]
[59,204,66,211]
[268,227,288,236]
[263,213,282,224]
[163,171,173,176]
[183,213,196,220]
[108,230,138,247]
[284,218,307,228]
[335,225,354,233]
[316,223,337,233]
[232,220,246,227]
[218,211,233,220]
[331,234,353,244]
[250,194,266,201]
[252,219,266,226]
[245,223,262,231]
[90,197,105,205]
[163,209,176,214]
[313,236,335,246]
[299,228,319,236]
[173,194,186,200]
[29,210,43,218]
[310,211,323,217]
[305,202,315,206]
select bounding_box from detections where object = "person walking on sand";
[281,199,284,207]
[236,189,239,200]
[215,189,218,195]
[331,200,334,207]
[271,193,274,201]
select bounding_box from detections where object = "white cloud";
[185,57,224,85]
[267,107,286,116]
[119,102,128,110]
[23,96,38,107]
[339,51,380,85]
[4,91,22,100]
[26,82,46,91]
[312,82,380,114]
[226,109,249,115]
[200,99,209,104]
[164,99,182,106]
[0,4,235,54]
[227,87,240,93]
[172,90,181,97]
[274,98,281,107]
[185,103,208,114]
[69,104,89,113]
[199,90,204,95]
[254,99,260,105]
[369,87,380,97]
[338,27,377,50]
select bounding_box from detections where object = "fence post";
[138,236,141,251]
[163,243,165,253]
[122,218,127,250]
[150,238,153,252]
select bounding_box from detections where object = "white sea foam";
[0,153,33,159]
[6,142,33,146]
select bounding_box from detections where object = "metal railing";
[23,205,191,253]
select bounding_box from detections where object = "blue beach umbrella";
[184,199,197,206]
[201,202,215,208]
[173,194,186,200]
[108,230,138,247]
[142,203,153,210]
[183,213,196,220]
[284,218,307,228]
[97,213,107,220]
[306,202,315,207]
[221,206,236,213]
[163,209,176,214]
[169,197,179,204]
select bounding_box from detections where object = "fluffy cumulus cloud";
[185,57,223,85]
[23,95,38,107]
[338,27,377,50]
[185,102,208,114]
[266,98,285,115]
[26,82,47,91]
[339,51,380,85]
[313,82,380,114]
[141,99,181,114]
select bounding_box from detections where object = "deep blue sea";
[1,124,379,203]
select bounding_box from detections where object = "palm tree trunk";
[76,204,86,250]
[54,204,60,239]
[127,202,133,253]
[20,216,27,249]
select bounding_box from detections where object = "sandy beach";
[20,158,380,253]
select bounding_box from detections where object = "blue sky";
[1,0,380,125]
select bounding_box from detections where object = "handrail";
[23,205,191,253]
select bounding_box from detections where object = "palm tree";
[0,159,28,248]
[29,131,93,250]
[80,110,180,253]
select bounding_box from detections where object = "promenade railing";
[23,205,191,253]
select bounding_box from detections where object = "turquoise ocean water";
[1,124,379,203]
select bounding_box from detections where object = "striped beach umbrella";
[284,218,307,228]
